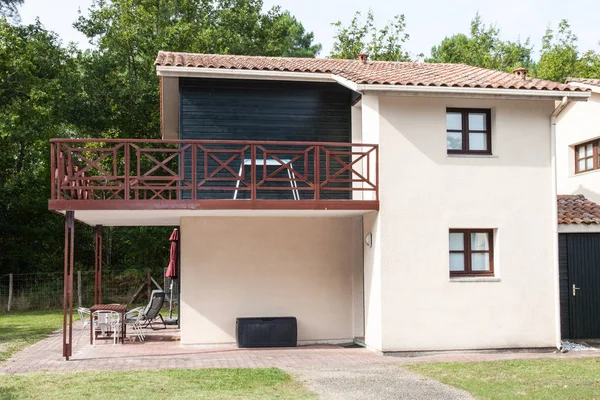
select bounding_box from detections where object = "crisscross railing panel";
[50,139,378,204]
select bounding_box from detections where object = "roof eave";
[156,66,590,100]
[156,65,341,83]
[558,224,600,233]
[358,84,590,100]
[566,81,600,94]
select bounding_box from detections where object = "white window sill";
[450,277,501,282]
[572,169,599,177]
[447,154,498,159]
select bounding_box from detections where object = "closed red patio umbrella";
[165,228,179,319]
[166,228,179,279]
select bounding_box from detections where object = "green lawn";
[407,358,600,400]
[0,311,64,362]
[0,368,315,400]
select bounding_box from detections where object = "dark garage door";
[559,233,600,339]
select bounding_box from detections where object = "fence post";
[146,269,151,300]
[77,271,82,309]
[7,273,13,312]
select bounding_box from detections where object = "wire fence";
[0,270,178,313]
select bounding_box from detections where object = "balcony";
[49,139,379,214]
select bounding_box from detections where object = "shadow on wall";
[180,216,363,344]
[573,185,600,205]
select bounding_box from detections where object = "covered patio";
[51,138,378,359]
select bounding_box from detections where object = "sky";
[18,0,600,59]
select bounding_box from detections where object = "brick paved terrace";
[2,321,600,375]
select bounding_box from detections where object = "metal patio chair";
[140,290,167,330]
[77,307,92,342]
[123,306,145,342]
[92,310,120,346]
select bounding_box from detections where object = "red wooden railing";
[50,139,378,205]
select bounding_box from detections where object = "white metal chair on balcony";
[233,158,299,200]
[92,310,120,346]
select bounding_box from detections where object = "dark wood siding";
[179,78,354,200]
[180,78,352,143]
[558,234,570,339]
[559,233,600,339]
[566,233,600,339]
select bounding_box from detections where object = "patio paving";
[3,323,600,399]
[2,322,600,376]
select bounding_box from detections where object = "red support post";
[250,145,257,201]
[124,143,130,200]
[62,211,75,360]
[94,225,103,305]
[191,145,197,201]
[50,143,56,200]
[314,146,320,200]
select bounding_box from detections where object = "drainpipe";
[550,96,569,350]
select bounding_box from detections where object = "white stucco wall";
[179,216,363,345]
[556,93,600,204]
[369,95,558,351]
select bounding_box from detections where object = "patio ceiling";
[56,209,371,226]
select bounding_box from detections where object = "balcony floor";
[52,205,377,226]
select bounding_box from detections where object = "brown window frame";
[574,139,600,174]
[446,108,492,155]
[449,229,494,277]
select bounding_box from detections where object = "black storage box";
[236,317,297,348]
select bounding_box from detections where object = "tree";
[536,20,600,82]
[0,1,324,276]
[427,14,533,72]
[330,10,411,61]
[0,18,89,274]
[72,0,321,139]
[536,20,579,81]
[0,0,23,21]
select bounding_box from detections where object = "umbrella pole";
[169,281,173,319]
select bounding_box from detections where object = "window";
[446,108,492,155]
[449,229,494,277]
[575,140,599,174]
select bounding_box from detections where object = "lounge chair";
[140,290,166,330]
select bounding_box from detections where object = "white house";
[51,53,591,358]
[556,78,600,204]
[554,78,600,341]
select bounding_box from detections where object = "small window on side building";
[449,229,494,277]
[575,140,599,174]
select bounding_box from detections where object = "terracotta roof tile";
[558,195,600,225]
[155,52,586,92]
[567,77,600,88]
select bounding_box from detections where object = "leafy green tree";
[330,10,411,61]
[0,18,89,274]
[536,20,579,81]
[72,0,321,139]
[536,20,600,81]
[0,0,23,21]
[0,1,323,277]
[427,14,533,72]
[576,49,600,79]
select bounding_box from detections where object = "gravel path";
[288,363,475,400]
